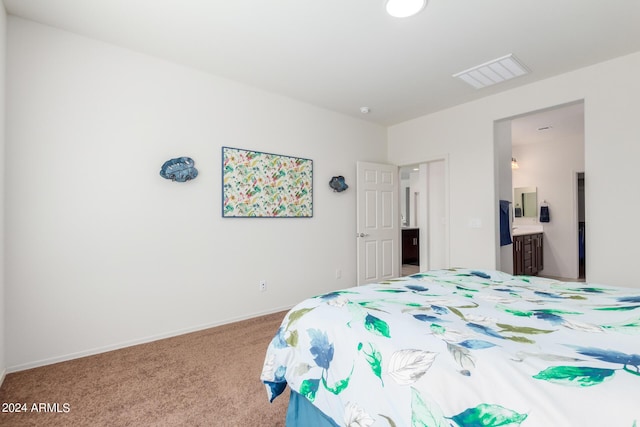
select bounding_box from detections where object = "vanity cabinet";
[402,228,419,265]
[513,233,543,276]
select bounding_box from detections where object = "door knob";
[357,233,369,238]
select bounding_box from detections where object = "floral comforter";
[261,269,640,426]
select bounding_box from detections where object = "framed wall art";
[222,147,313,218]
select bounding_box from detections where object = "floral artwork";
[222,147,313,218]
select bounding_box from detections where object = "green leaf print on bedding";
[533,366,615,387]
[450,403,528,426]
[358,342,384,385]
[601,315,640,333]
[321,367,353,395]
[496,323,555,335]
[447,306,467,321]
[596,305,640,312]
[364,313,391,338]
[410,387,448,427]
[285,329,299,347]
[496,305,533,318]
[286,308,314,329]
[504,335,535,344]
[299,378,320,402]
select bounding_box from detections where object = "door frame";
[398,155,450,272]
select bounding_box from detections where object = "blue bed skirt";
[286,391,339,427]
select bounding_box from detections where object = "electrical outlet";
[259,280,267,291]
[335,269,342,279]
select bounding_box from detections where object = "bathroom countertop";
[512,225,543,236]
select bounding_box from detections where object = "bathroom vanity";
[512,229,543,276]
[401,228,419,265]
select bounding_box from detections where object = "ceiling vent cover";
[453,54,529,89]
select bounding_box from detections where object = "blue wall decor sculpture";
[329,176,348,192]
[160,157,198,182]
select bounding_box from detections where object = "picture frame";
[222,146,313,218]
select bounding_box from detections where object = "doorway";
[497,100,585,279]
[399,159,448,275]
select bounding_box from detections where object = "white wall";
[388,103,498,270]
[408,171,419,228]
[388,51,640,288]
[5,17,387,371]
[0,4,7,384]
[424,160,447,270]
[512,131,584,279]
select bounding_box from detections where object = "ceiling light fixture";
[511,158,519,170]
[453,54,529,89]
[386,0,427,18]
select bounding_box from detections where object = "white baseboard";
[0,367,6,387]
[7,305,293,374]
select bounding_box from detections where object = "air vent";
[453,54,529,89]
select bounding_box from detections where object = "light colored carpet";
[0,311,289,426]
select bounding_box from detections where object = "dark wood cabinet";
[513,233,543,276]
[402,228,419,265]
[534,233,544,272]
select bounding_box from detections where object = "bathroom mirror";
[513,186,537,218]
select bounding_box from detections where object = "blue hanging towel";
[499,200,512,246]
[540,205,550,222]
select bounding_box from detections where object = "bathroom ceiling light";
[386,0,427,18]
[453,54,529,89]
[511,158,519,169]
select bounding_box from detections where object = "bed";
[261,268,640,426]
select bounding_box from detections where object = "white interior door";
[356,161,399,285]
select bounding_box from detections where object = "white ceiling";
[3,0,640,127]
[511,101,584,147]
